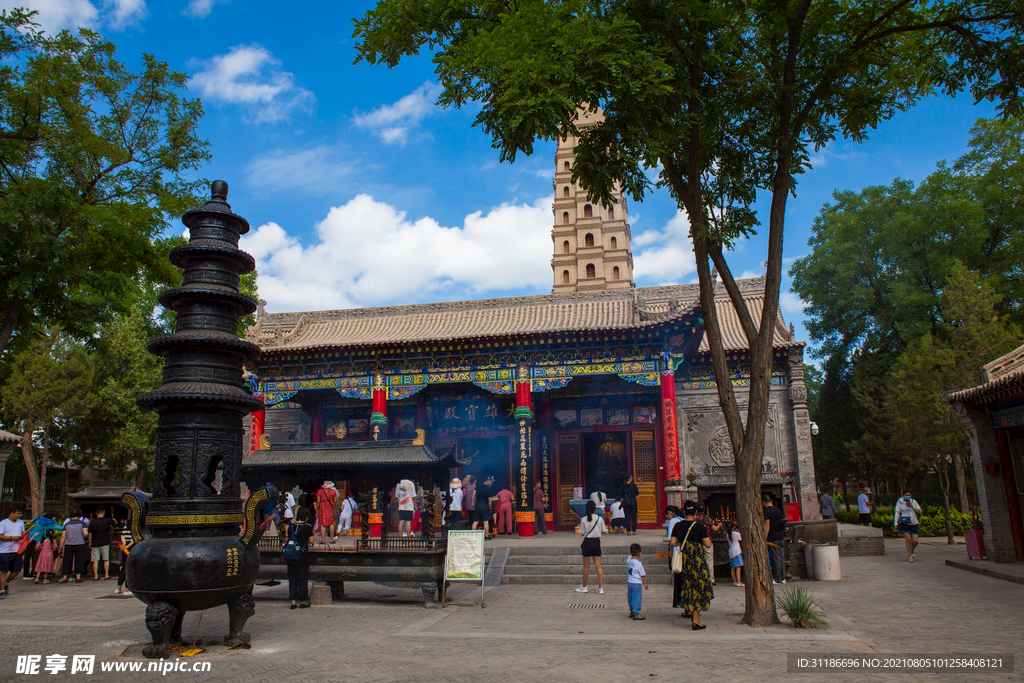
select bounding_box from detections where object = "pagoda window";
[613,266,620,280]
[564,161,570,171]
[563,240,570,253]
[608,207,615,219]
[562,211,569,224]
[562,270,570,284]
[563,186,570,197]
[586,263,596,278]
[584,233,594,247]
[583,204,593,218]
[610,236,617,250]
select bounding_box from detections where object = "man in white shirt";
[0,506,26,597]
[857,488,873,526]
[282,491,296,535]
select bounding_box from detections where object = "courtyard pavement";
[1,538,1021,682]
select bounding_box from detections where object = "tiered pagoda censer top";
[137,179,263,537]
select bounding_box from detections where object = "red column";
[371,372,387,441]
[660,356,680,481]
[515,364,536,537]
[248,410,265,456]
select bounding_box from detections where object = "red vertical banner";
[248,409,265,456]
[660,359,680,481]
[371,372,387,441]
[515,364,535,535]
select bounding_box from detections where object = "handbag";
[579,515,600,548]
[671,522,696,573]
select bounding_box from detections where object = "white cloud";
[183,0,224,18]
[0,0,145,32]
[809,141,867,168]
[240,194,554,312]
[189,45,313,124]
[246,146,359,194]
[632,211,696,283]
[780,291,804,315]
[353,81,442,145]
[103,0,143,27]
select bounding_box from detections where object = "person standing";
[621,475,640,535]
[88,507,113,581]
[626,543,648,620]
[462,475,477,525]
[857,487,873,526]
[445,478,464,527]
[819,490,838,520]
[60,508,90,584]
[473,476,495,538]
[316,481,339,545]
[33,530,56,585]
[893,492,923,562]
[671,500,714,630]
[724,520,743,587]
[494,485,514,535]
[762,494,786,584]
[285,506,314,609]
[114,525,134,595]
[576,499,606,594]
[695,504,722,585]
[0,506,26,597]
[532,482,547,535]
[396,479,417,537]
[281,489,296,537]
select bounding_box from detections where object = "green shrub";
[836,509,858,524]
[776,586,829,629]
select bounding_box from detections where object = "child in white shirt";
[626,543,648,620]
[725,520,743,587]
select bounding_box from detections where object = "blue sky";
[7,0,1000,356]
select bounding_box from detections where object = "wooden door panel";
[556,434,581,527]
[632,430,659,524]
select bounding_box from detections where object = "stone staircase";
[494,544,673,585]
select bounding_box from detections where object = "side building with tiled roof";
[948,343,1024,562]
[244,274,820,529]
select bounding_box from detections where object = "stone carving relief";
[686,412,704,432]
[708,426,734,466]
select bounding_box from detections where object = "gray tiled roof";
[948,341,1024,405]
[0,429,20,442]
[246,277,799,355]
[69,480,136,499]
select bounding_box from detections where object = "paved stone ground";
[1,538,1021,682]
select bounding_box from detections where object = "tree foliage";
[0,10,210,361]
[2,329,94,516]
[355,0,1024,626]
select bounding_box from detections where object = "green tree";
[2,330,94,517]
[355,0,1023,625]
[0,11,210,361]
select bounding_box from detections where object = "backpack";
[622,485,637,508]
[281,523,308,561]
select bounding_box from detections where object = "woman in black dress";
[671,500,714,629]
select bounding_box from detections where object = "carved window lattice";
[631,432,656,483]
[558,437,580,484]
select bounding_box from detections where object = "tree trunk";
[952,453,970,514]
[19,419,49,518]
[40,422,50,518]
[937,458,954,545]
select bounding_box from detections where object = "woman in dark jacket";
[621,475,640,535]
[286,506,314,609]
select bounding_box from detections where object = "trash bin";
[804,543,817,580]
[812,544,841,580]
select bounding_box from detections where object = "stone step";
[500,544,665,557]
[501,574,673,585]
[506,554,669,567]
[502,564,669,576]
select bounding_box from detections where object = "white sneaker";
[597,587,605,594]
[575,585,588,593]
[113,587,122,594]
